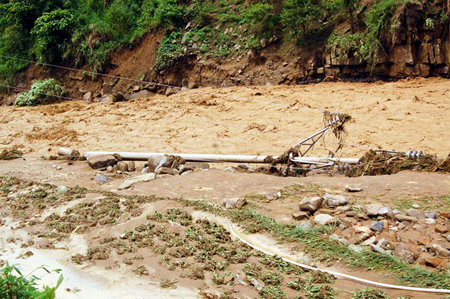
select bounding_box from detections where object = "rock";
[83,92,92,102]
[323,194,348,208]
[418,235,431,246]
[298,221,313,229]
[223,198,247,209]
[406,209,426,219]
[361,236,377,246]
[141,166,150,174]
[394,243,415,263]
[186,162,210,170]
[377,238,388,248]
[398,223,406,230]
[147,155,166,172]
[424,257,442,268]
[370,221,384,232]
[292,212,309,221]
[126,161,135,172]
[412,204,421,208]
[435,224,449,234]
[299,196,323,213]
[87,155,117,169]
[52,165,62,170]
[313,214,339,226]
[412,224,424,230]
[394,214,418,222]
[94,175,108,183]
[431,244,450,257]
[440,212,450,219]
[265,192,279,201]
[129,90,154,100]
[365,204,384,216]
[345,211,357,217]
[370,244,390,255]
[354,226,371,234]
[348,244,364,253]
[419,218,436,225]
[117,161,129,172]
[425,212,437,219]
[345,185,363,192]
[157,167,179,176]
[223,166,235,173]
[55,186,69,194]
[446,234,450,242]
[260,38,267,48]
[181,170,192,176]
[336,206,351,213]
[106,166,114,173]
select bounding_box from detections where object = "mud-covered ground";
[1,78,450,298]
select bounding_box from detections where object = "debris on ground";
[346,150,450,177]
[0,148,23,160]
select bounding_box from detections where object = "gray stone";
[365,204,384,216]
[313,214,339,226]
[223,198,247,209]
[370,221,384,232]
[431,244,450,257]
[265,191,279,201]
[87,155,117,169]
[370,244,391,255]
[345,185,363,192]
[348,244,364,253]
[378,207,391,216]
[406,208,426,219]
[377,238,388,248]
[360,236,377,246]
[395,214,418,222]
[94,175,108,183]
[425,212,437,219]
[392,209,403,215]
[299,196,323,213]
[55,186,69,194]
[118,173,156,190]
[117,161,129,172]
[323,194,348,208]
[394,243,415,263]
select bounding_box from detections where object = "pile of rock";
[87,153,209,177]
[293,196,450,269]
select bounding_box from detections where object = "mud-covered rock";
[117,161,129,172]
[323,194,348,208]
[394,214,418,222]
[87,154,117,169]
[394,243,415,263]
[223,198,247,209]
[299,196,323,213]
[313,214,339,226]
[406,208,426,219]
[435,224,449,234]
[431,244,450,257]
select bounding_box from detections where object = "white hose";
[229,224,450,294]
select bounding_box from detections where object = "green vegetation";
[14,79,64,106]
[0,263,63,299]
[0,0,446,88]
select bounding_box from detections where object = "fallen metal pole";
[82,151,360,164]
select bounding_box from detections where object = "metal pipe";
[82,151,360,164]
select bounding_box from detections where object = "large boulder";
[299,196,323,213]
[87,154,117,169]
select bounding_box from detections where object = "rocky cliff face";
[316,1,450,78]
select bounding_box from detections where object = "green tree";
[281,0,324,37]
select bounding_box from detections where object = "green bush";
[0,263,63,299]
[32,9,75,63]
[15,79,64,106]
[281,0,325,38]
[154,31,184,70]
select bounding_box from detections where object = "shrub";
[281,0,324,38]
[154,31,184,70]
[0,263,63,299]
[15,79,64,106]
[32,9,75,63]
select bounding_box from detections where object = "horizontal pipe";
[82,151,360,164]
